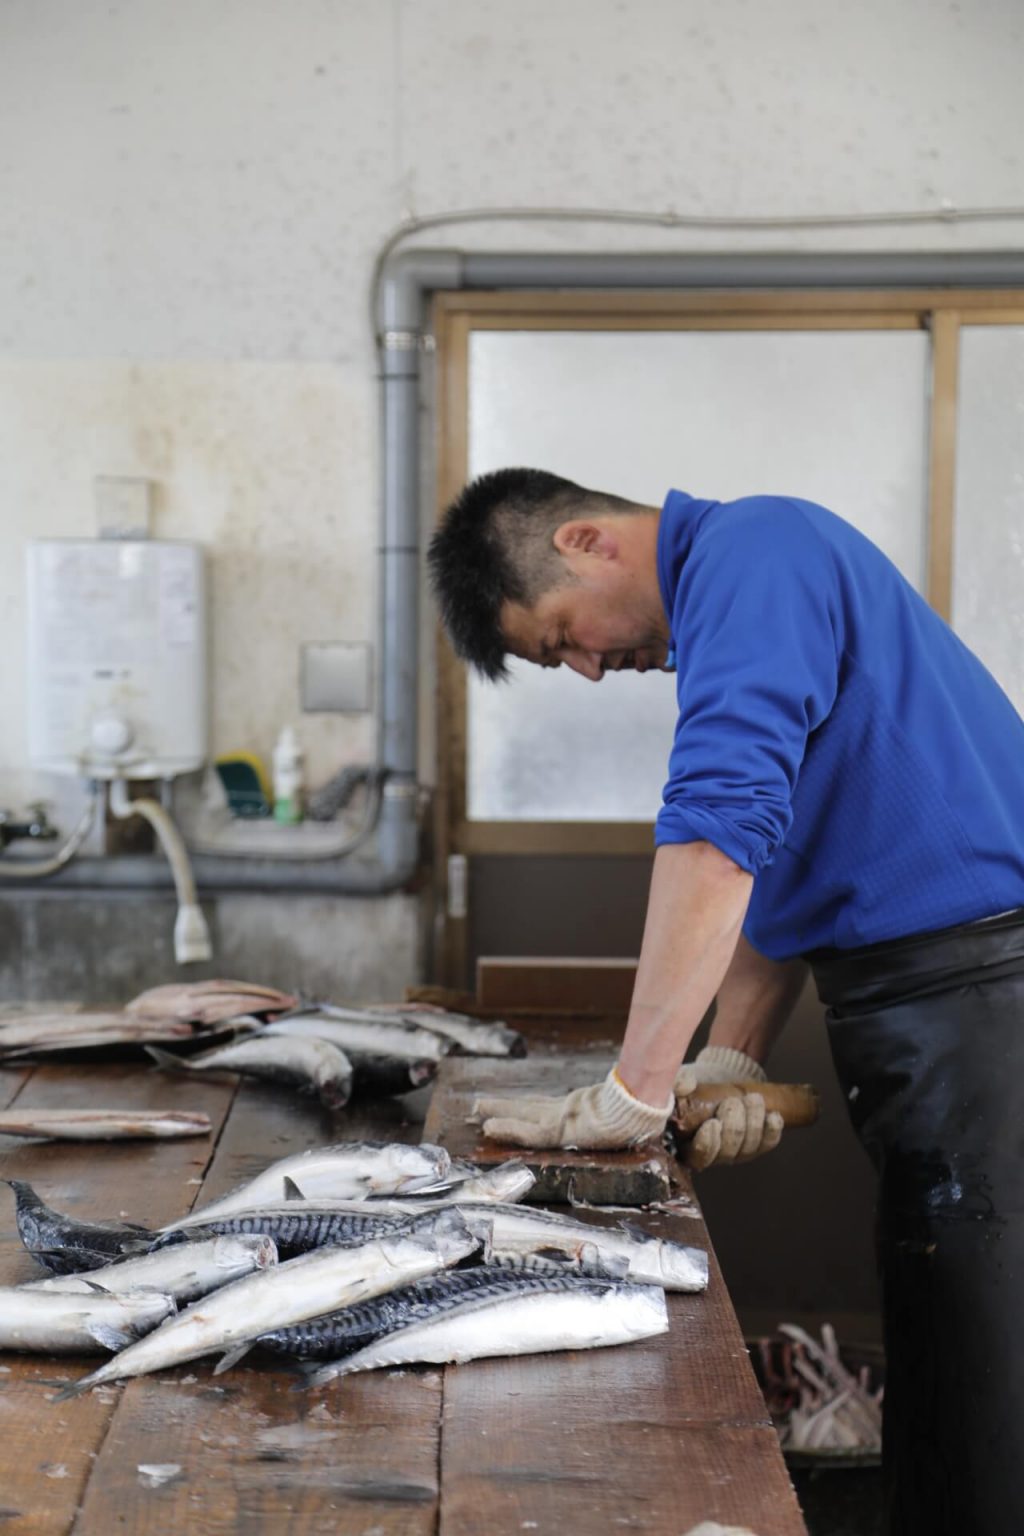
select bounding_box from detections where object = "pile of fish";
[0,981,527,1113]
[0,981,297,1059]
[0,1138,707,1395]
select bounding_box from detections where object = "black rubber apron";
[808,909,1024,1536]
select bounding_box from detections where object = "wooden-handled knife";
[672,1080,820,1138]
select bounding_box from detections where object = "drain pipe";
[375,249,464,881]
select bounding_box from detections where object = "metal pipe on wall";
[31,247,1024,897]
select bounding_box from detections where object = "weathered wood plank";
[439,1207,807,1536]
[476,957,637,1015]
[0,1062,236,1536]
[441,1418,806,1535]
[75,1078,443,1536]
[423,1055,673,1205]
[74,1366,443,1536]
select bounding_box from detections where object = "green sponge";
[215,754,272,819]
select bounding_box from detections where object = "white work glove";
[474,1067,673,1151]
[674,1045,783,1172]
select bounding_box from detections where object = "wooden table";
[0,1054,807,1535]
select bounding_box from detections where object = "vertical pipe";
[376,250,463,874]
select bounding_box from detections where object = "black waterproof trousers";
[809,909,1024,1536]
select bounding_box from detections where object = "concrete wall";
[0,1,1021,1234]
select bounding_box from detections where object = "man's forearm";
[709,935,808,1065]
[617,841,753,1107]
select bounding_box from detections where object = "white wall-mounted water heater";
[27,539,207,779]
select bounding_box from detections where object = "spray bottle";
[272,726,305,825]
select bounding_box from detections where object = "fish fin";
[282,1177,307,1201]
[618,1219,655,1244]
[144,1045,192,1073]
[84,1279,111,1294]
[87,1322,134,1352]
[51,1373,101,1403]
[212,1343,252,1376]
[579,1243,631,1281]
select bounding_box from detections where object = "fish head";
[385,1142,453,1193]
[320,1080,352,1111]
[404,1207,480,1264]
[648,1243,709,1291]
[470,1162,536,1203]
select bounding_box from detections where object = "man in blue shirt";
[428,466,1024,1536]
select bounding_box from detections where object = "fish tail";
[51,1365,112,1402]
[144,1046,194,1073]
[302,1357,352,1389]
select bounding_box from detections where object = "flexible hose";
[108,779,212,963]
[0,786,99,879]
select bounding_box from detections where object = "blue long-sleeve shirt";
[654,491,1024,959]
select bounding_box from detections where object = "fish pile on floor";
[0,1140,707,1396]
[0,981,527,1115]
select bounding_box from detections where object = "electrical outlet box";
[300,643,372,713]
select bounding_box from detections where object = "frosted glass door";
[952,326,1024,716]
[467,328,930,822]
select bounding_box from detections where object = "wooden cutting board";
[421,1053,673,1206]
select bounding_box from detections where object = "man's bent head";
[428,467,654,680]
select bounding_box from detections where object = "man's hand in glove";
[674,1045,784,1171]
[474,1067,673,1151]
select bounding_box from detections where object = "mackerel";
[126,979,297,1025]
[259,1022,436,1096]
[146,1035,353,1110]
[369,1160,536,1210]
[166,1160,535,1238]
[0,1286,175,1353]
[269,1010,451,1064]
[0,1109,210,1141]
[455,1203,709,1292]
[25,1234,278,1303]
[398,1008,526,1058]
[0,1015,197,1057]
[161,1206,414,1259]
[5,1180,152,1273]
[256,1263,593,1360]
[60,1209,479,1394]
[306,1276,669,1384]
[159,1141,452,1232]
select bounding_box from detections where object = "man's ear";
[553,521,619,562]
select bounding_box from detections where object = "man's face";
[499,528,671,682]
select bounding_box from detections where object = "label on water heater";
[27,539,207,778]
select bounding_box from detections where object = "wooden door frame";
[431,288,1024,982]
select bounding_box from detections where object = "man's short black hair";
[428,467,624,680]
